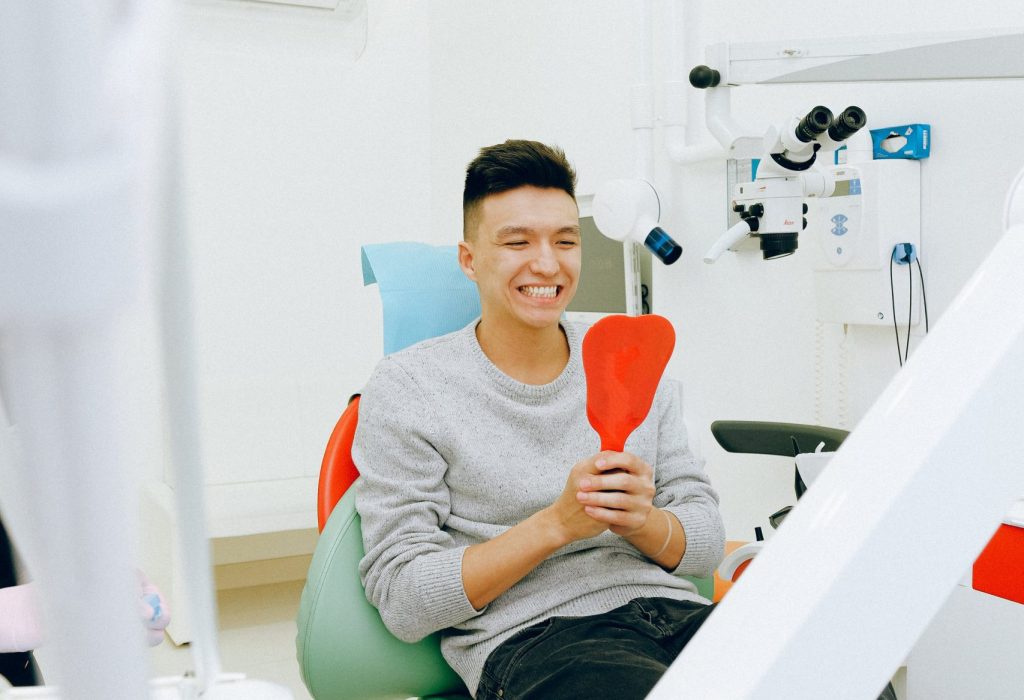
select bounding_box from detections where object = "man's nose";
[530,244,559,275]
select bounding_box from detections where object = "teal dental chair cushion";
[296,484,469,700]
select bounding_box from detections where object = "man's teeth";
[520,286,558,298]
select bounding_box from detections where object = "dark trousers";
[476,597,897,700]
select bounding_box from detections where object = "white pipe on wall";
[632,0,655,182]
[621,0,658,317]
[158,92,225,692]
[664,0,724,165]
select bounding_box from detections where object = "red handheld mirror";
[582,314,676,452]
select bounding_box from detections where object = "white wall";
[174,0,1024,545]
[180,0,434,493]
[426,1,641,237]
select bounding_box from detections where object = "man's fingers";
[577,489,656,514]
[580,471,632,493]
[583,505,643,529]
[594,452,651,476]
[580,467,654,496]
[578,489,630,510]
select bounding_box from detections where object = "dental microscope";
[690,65,867,263]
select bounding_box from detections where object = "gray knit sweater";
[354,320,724,696]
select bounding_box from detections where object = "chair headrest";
[362,243,482,355]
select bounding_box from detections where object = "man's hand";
[574,451,655,537]
[546,455,615,544]
[463,452,670,610]
[463,455,610,609]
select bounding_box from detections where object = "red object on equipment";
[317,395,361,532]
[582,314,676,452]
[732,558,754,581]
[972,523,1024,605]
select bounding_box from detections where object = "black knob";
[732,202,746,213]
[689,65,721,89]
[749,203,765,218]
[802,203,808,214]
[802,217,808,230]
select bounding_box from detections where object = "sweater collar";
[463,318,583,401]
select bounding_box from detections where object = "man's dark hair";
[463,139,577,239]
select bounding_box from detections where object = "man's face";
[459,186,581,332]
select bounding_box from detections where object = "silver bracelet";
[651,509,674,559]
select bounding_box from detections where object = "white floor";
[149,580,313,700]
[21,577,913,700]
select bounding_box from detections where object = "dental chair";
[294,242,716,700]
[296,243,477,700]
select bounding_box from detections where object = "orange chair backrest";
[317,395,361,532]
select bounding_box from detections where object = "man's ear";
[457,240,477,281]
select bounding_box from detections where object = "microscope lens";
[760,232,799,260]
[795,106,833,143]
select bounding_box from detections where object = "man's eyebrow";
[494,225,581,239]
[495,226,531,238]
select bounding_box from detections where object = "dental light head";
[592,179,682,265]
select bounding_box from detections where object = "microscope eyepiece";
[795,105,833,143]
[828,106,867,142]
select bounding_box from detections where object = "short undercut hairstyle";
[463,139,578,240]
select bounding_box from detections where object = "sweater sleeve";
[650,381,726,579]
[353,358,483,643]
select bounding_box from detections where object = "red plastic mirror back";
[582,315,675,452]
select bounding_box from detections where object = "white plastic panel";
[247,0,338,8]
[720,30,1024,85]
[808,160,922,326]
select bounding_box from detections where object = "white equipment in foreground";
[0,2,289,697]
[649,167,1024,698]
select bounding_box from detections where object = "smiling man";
[353,140,725,700]
[460,183,582,385]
